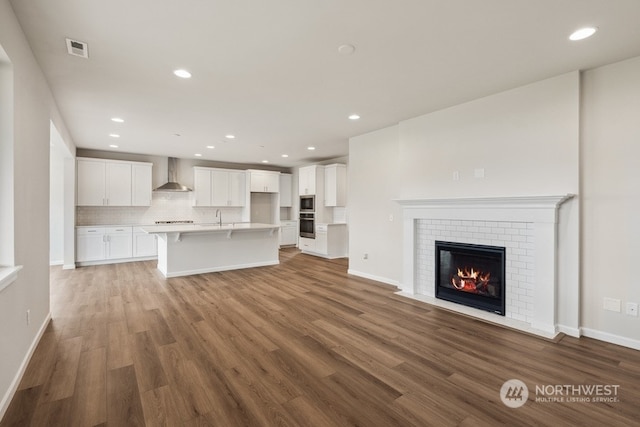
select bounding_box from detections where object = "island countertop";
[140,222,279,234]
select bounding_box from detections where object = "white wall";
[397,72,579,199]
[348,125,403,285]
[49,143,64,264]
[0,0,75,417]
[581,56,640,345]
[348,72,581,333]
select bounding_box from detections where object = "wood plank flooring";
[2,248,640,426]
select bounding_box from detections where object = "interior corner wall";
[581,55,640,347]
[0,0,76,418]
[348,125,402,286]
[347,72,581,333]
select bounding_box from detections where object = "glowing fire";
[451,267,491,294]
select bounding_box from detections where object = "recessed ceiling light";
[281,154,289,158]
[307,146,316,151]
[225,134,236,139]
[109,144,119,148]
[262,160,269,163]
[206,145,215,149]
[569,27,597,41]
[173,69,192,78]
[109,133,120,138]
[194,153,202,157]
[338,44,356,55]
[111,117,124,123]
[348,114,361,120]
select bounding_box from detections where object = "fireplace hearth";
[435,241,506,315]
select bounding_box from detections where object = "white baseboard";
[62,264,76,270]
[49,260,64,266]
[162,260,280,278]
[557,324,581,338]
[0,312,51,420]
[580,327,640,351]
[347,269,400,288]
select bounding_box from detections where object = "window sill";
[0,265,23,293]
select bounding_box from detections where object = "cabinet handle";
[87,230,96,233]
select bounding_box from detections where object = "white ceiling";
[9,0,640,167]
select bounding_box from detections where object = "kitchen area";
[73,152,348,277]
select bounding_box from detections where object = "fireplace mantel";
[395,194,574,223]
[396,194,575,338]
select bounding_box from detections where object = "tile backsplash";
[76,192,245,226]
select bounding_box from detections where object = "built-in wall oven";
[299,213,315,238]
[300,195,315,213]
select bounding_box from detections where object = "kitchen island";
[140,223,280,278]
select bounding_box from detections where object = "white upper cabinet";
[76,158,152,206]
[279,173,292,207]
[324,164,347,207]
[105,162,132,206]
[132,163,153,206]
[77,158,106,206]
[298,165,321,196]
[228,171,247,206]
[193,167,246,207]
[249,170,280,193]
[211,169,230,206]
[193,167,213,206]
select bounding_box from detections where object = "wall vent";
[65,38,89,59]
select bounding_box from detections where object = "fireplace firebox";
[435,241,506,315]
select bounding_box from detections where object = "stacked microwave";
[299,195,315,238]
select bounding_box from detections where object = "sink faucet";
[215,209,222,226]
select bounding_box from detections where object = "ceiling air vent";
[65,38,89,59]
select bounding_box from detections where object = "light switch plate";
[604,297,621,312]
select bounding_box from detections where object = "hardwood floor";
[2,248,640,426]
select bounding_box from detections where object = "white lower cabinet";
[104,227,133,259]
[299,237,316,252]
[76,227,106,262]
[133,228,158,257]
[76,226,157,265]
[279,221,298,247]
[298,224,348,259]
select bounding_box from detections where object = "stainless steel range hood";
[154,157,192,192]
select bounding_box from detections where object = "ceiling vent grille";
[65,38,89,59]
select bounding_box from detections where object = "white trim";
[62,264,76,270]
[49,260,64,266]
[0,312,51,420]
[396,291,560,340]
[301,250,347,260]
[160,260,279,278]
[347,269,400,288]
[0,265,22,293]
[580,328,640,351]
[396,194,575,339]
[76,256,156,267]
[557,324,581,338]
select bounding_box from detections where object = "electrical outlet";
[453,171,460,181]
[363,253,368,260]
[26,309,31,325]
[603,298,621,312]
[474,168,485,179]
[626,302,638,317]
[389,214,394,222]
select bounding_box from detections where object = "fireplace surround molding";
[395,194,575,338]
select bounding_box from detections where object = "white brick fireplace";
[396,195,574,338]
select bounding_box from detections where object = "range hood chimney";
[154,157,192,192]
